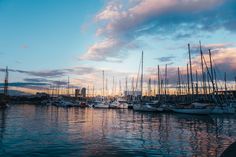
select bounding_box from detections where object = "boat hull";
[133,104,158,112]
[171,108,212,115]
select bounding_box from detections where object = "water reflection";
[0,104,236,157]
[0,109,6,142]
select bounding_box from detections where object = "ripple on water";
[0,104,236,157]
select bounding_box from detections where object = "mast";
[153,79,156,96]
[157,65,161,97]
[67,76,70,96]
[208,49,215,92]
[213,69,218,91]
[224,72,227,91]
[164,64,167,102]
[187,64,190,95]
[125,77,128,96]
[87,85,89,98]
[93,85,95,97]
[102,70,104,97]
[148,78,151,96]
[51,85,54,97]
[235,76,236,90]
[195,70,199,96]
[177,67,181,96]
[4,66,8,96]
[106,78,108,96]
[132,77,134,96]
[141,51,144,99]
[207,73,211,94]
[188,44,194,97]
[199,41,206,95]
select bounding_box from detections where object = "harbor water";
[0,104,236,157]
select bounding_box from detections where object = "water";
[0,104,236,157]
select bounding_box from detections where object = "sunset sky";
[0,0,236,95]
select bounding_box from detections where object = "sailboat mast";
[141,51,144,98]
[188,44,194,97]
[199,41,206,96]
[93,85,95,97]
[196,70,199,96]
[87,85,89,98]
[132,77,134,96]
[235,76,236,90]
[224,72,227,91]
[67,76,70,96]
[214,69,218,92]
[164,64,167,102]
[102,70,104,97]
[106,78,108,96]
[177,67,181,96]
[125,77,128,95]
[148,78,151,96]
[208,49,215,92]
[187,64,190,95]
[157,65,160,97]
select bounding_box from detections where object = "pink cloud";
[81,0,225,61]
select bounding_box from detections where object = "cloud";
[24,78,49,83]
[154,56,175,62]
[0,66,134,94]
[80,38,124,61]
[0,66,98,78]
[144,44,236,84]
[81,0,236,62]
[0,82,48,87]
[15,69,65,78]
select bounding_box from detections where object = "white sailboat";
[109,97,129,109]
[171,44,214,115]
[94,101,109,108]
[133,51,159,112]
[94,71,109,109]
[133,102,158,112]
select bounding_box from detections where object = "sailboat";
[171,102,214,115]
[94,100,110,108]
[94,70,109,109]
[133,51,159,112]
[109,97,129,109]
[171,43,213,115]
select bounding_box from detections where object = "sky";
[0,0,236,95]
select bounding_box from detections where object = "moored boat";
[94,101,109,109]
[109,98,129,109]
[171,102,213,115]
[133,102,158,112]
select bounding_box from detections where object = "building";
[75,89,80,98]
[81,88,86,98]
[75,88,86,98]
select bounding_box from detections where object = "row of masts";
[1,40,235,98]
[135,41,236,103]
